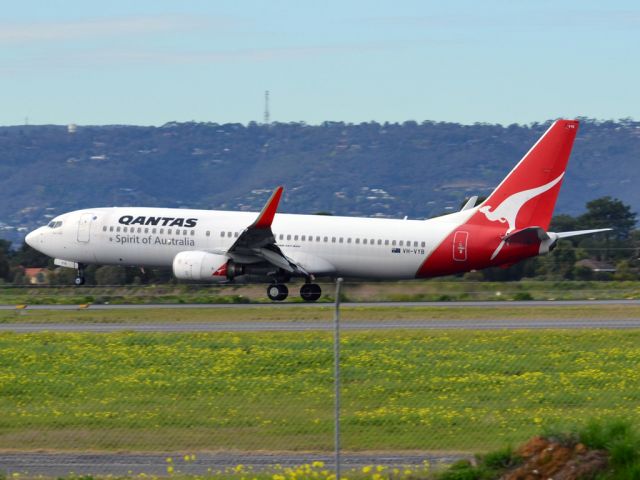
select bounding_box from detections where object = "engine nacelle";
[172,251,232,282]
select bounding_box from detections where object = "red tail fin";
[477,119,579,231]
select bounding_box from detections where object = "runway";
[1,299,640,310]
[1,317,640,332]
[0,451,464,477]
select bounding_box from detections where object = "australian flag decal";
[391,248,401,253]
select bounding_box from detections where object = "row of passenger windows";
[103,225,197,236]
[219,231,426,248]
[102,225,425,248]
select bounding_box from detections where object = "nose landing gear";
[74,264,86,286]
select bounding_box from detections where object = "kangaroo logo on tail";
[479,172,564,259]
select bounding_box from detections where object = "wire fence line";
[0,289,639,475]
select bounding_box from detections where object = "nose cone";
[25,228,41,249]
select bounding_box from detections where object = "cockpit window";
[47,221,63,228]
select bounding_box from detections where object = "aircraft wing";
[224,186,310,277]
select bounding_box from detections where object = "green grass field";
[1,280,640,305]
[1,329,639,453]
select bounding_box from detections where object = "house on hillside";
[574,259,617,273]
[22,267,49,285]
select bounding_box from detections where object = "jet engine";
[172,251,235,282]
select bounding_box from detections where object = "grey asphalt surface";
[2,318,640,332]
[0,452,464,476]
[2,299,640,309]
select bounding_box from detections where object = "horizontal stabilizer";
[502,226,550,243]
[555,228,612,239]
[460,196,478,211]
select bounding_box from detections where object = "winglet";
[251,186,283,229]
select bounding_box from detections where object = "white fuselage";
[26,206,477,280]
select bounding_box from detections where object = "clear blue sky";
[1,0,638,126]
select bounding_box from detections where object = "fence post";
[334,278,344,480]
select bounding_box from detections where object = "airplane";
[25,119,610,302]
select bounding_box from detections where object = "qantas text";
[118,216,198,227]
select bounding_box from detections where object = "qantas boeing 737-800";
[25,119,609,301]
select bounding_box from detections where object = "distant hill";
[1,118,638,245]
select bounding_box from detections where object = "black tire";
[300,283,322,302]
[74,276,85,286]
[267,284,288,301]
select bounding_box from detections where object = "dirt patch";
[502,436,609,480]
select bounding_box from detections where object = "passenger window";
[109,226,114,232]
[324,236,328,242]
[294,235,299,241]
[363,239,368,245]
[399,241,404,246]
[421,241,425,247]
[183,230,187,235]
[414,241,418,247]
[392,240,396,246]
[339,237,343,243]
[287,234,291,240]
[234,232,239,238]
[102,226,107,232]
[227,231,232,237]
[377,239,382,245]
[123,227,128,233]
[332,237,336,243]
[160,228,164,234]
[385,240,389,245]
[301,235,306,241]
[191,230,195,236]
[316,236,321,242]
[279,234,283,240]
[152,228,157,234]
[355,238,360,244]
[116,226,121,232]
[141,228,145,234]
[347,238,352,244]
[168,229,172,234]
[370,239,374,245]
[205,231,210,237]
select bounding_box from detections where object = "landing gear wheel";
[267,284,289,301]
[300,283,322,302]
[74,264,85,286]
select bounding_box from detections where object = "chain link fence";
[0,289,639,476]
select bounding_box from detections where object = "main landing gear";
[267,283,288,301]
[300,283,322,302]
[266,282,322,302]
[74,264,85,286]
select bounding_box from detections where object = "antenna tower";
[264,90,270,125]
